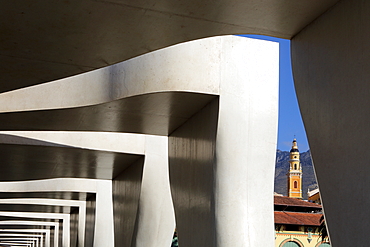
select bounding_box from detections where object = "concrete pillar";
[135,135,176,247]
[292,0,370,245]
[169,38,279,247]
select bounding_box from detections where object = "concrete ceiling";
[0,143,142,181]
[1,0,339,92]
[0,92,216,135]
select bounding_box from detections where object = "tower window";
[294,181,298,188]
[294,164,297,170]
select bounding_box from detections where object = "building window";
[282,241,300,247]
[294,181,298,188]
[317,243,331,247]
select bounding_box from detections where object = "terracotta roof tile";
[275,211,322,226]
[274,196,322,208]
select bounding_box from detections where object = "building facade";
[274,196,330,247]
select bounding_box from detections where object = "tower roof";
[290,138,299,152]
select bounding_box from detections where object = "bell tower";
[287,138,302,198]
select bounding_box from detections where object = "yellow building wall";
[308,193,321,204]
[275,231,329,247]
[288,175,302,198]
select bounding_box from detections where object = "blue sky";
[239,35,309,152]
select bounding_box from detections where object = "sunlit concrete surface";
[0,35,278,246]
[168,39,278,246]
[291,0,370,245]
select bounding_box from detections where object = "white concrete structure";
[0,234,43,247]
[0,36,278,246]
[2,1,368,245]
[0,132,175,247]
[291,1,370,245]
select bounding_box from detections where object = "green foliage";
[318,215,330,243]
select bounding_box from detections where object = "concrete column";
[292,0,370,245]
[169,38,279,247]
[95,180,115,247]
[112,158,144,247]
[135,136,176,247]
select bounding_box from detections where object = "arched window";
[294,164,297,170]
[318,243,331,247]
[294,181,298,188]
[282,241,300,247]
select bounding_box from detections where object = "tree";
[318,215,330,243]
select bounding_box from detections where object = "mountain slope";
[274,150,317,199]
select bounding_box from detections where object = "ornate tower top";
[290,138,299,153]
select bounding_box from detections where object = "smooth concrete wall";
[292,0,370,245]
[85,195,96,247]
[169,99,219,246]
[169,38,279,247]
[134,135,175,247]
[94,180,115,247]
[70,208,79,247]
[112,158,144,247]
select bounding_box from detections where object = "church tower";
[287,138,302,198]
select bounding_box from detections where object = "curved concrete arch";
[0,221,57,247]
[0,238,39,247]
[0,202,73,247]
[0,179,112,247]
[0,242,34,247]
[0,229,50,247]
[0,132,175,247]
[0,211,67,247]
[0,36,223,113]
[0,234,43,247]
[0,36,266,137]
